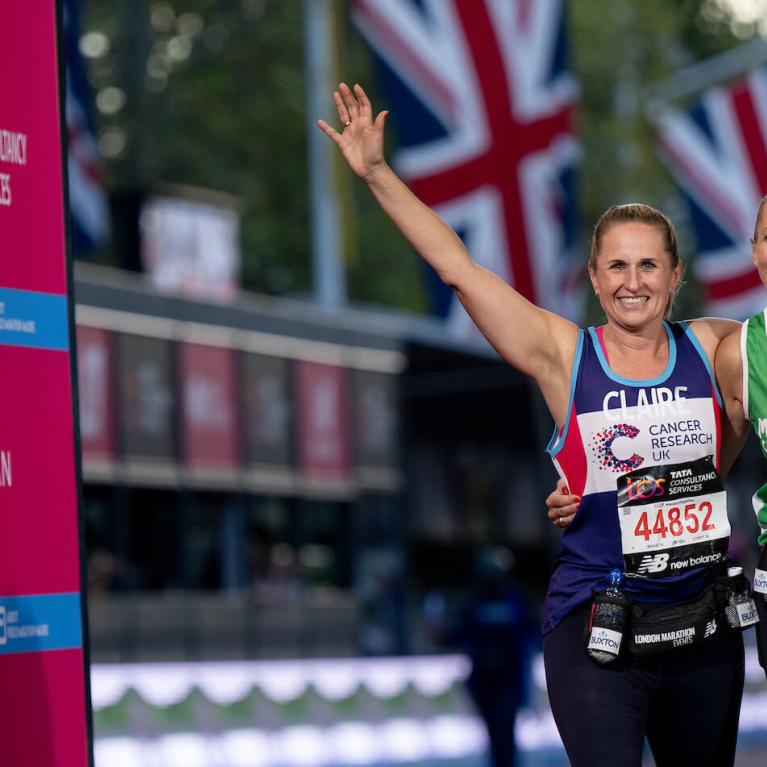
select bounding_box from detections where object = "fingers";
[339,82,361,124]
[547,488,580,511]
[332,83,381,132]
[546,479,580,532]
[316,118,343,145]
[355,83,372,120]
[333,90,352,127]
[373,109,389,131]
[554,513,575,531]
[338,83,372,122]
[547,500,578,521]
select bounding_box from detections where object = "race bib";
[617,457,730,578]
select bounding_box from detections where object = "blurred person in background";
[246,532,305,605]
[319,83,751,766]
[428,548,536,767]
[357,548,408,656]
[86,522,136,595]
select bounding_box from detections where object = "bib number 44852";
[633,502,715,542]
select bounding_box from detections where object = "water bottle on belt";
[754,546,767,677]
[723,566,759,629]
[586,568,629,665]
[754,548,767,601]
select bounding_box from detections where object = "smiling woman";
[319,83,750,766]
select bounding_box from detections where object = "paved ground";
[517,736,767,765]
[644,747,767,766]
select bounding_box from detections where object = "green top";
[742,308,767,545]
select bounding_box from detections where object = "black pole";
[55,1,96,764]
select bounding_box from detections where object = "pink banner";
[0,346,80,593]
[0,651,88,765]
[0,2,67,294]
[0,3,90,764]
[77,326,115,460]
[295,360,350,478]
[179,342,239,468]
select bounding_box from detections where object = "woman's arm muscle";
[715,328,750,477]
[365,166,578,421]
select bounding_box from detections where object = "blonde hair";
[589,203,679,271]
[590,203,682,319]
[752,195,767,243]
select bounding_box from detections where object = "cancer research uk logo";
[589,423,644,473]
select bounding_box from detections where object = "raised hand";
[317,83,388,180]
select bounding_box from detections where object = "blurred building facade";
[75,261,558,663]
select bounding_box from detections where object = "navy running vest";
[543,321,724,634]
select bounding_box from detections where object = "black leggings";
[543,603,744,767]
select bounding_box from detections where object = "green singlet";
[742,308,767,545]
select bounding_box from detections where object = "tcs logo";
[626,475,666,501]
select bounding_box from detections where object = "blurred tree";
[81,0,749,316]
[84,0,311,294]
[81,0,425,308]
[570,0,739,321]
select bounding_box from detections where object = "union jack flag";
[63,0,110,253]
[654,68,767,319]
[351,0,582,336]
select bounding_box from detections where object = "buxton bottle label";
[753,568,767,595]
[736,600,759,627]
[588,626,622,656]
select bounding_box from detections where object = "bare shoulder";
[687,316,741,343]
[714,328,742,381]
[686,317,741,364]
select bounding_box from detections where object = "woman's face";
[590,222,681,332]
[752,207,767,288]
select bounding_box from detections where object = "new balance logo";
[637,553,670,574]
[704,619,717,638]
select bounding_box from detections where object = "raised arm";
[318,83,577,424]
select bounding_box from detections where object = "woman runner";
[319,83,748,766]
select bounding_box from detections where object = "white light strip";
[94,716,488,767]
[91,656,471,709]
[94,698,767,767]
